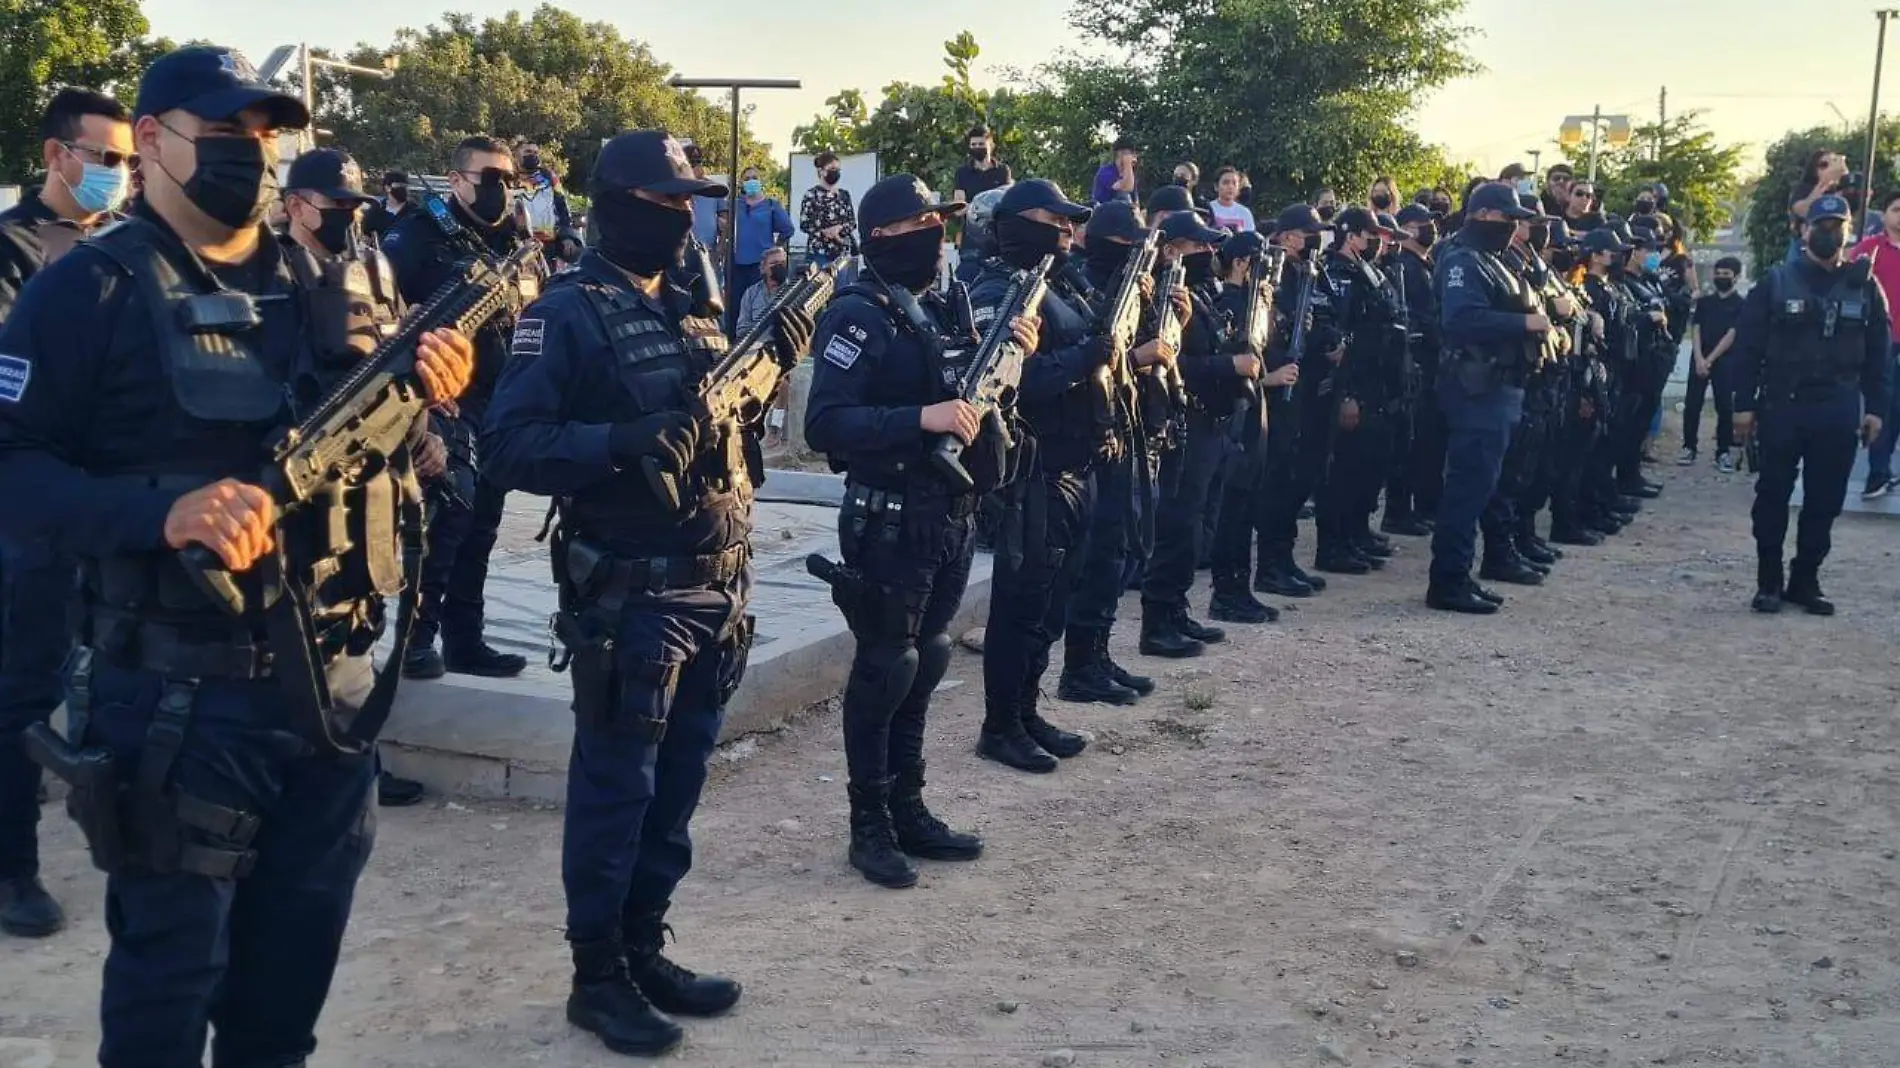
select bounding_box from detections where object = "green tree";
[0,0,166,181]
[1743,121,1899,272]
[313,5,778,196]
[1558,112,1744,244]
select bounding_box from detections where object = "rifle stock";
[928,254,1054,493]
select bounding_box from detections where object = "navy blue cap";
[1517,192,1549,219]
[136,46,309,128]
[1609,218,1652,248]
[1219,229,1266,263]
[1466,182,1535,220]
[1088,200,1148,244]
[593,131,727,197]
[285,149,375,204]
[1395,204,1434,228]
[1545,218,1578,247]
[1808,193,1853,224]
[1375,211,1401,233]
[1146,184,1207,219]
[1274,203,1324,234]
[1334,207,1398,236]
[1581,228,1630,254]
[997,178,1091,222]
[1158,210,1226,246]
[858,173,962,242]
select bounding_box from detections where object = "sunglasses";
[65,141,138,170]
[1571,189,1594,199]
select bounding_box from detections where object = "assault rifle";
[1281,253,1322,401]
[927,254,1054,494]
[1150,256,1191,413]
[644,256,853,510]
[1224,246,1286,446]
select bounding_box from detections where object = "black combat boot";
[1056,627,1139,706]
[1381,505,1432,537]
[1784,558,1835,616]
[1208,586,1277,624]
[1313,541,1371,575]
[977,712,1059,773]
[1549,524,1602,546]
[567,938,684,1057]
[1479,550,1545,586]
[442,638,528,678]
[1471,583,1505,605]
[401,643,446,680]
[1097,630,1154,696]
[1020,693,1087,759]
[1287,558,1328,591]
[0,877,63,938]
[1427,581,1501,615]
[889,762,983,860]
[1172,605,1226,645]
[1752,557,1784,614]
[1254,552,1316,598]
[845,779,917,888]
[624,908,743,1017]
[1139,602,1205,658]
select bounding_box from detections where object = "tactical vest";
[1463,248,1541,385]
[1763,262,1874,400]
[81,219,407,640]
[998,269,1115,473]
[557,270,753,548]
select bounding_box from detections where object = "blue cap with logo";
[858,173,962,243]
[135,45,310,128]
[1808,193,1853,224]
[593,131,727,197]
[1395,204,1435,228]
[1274,203,1324,234]
[1088,200,1148,244]
[1465,182,1536,220]
[997,178,1091,223]
[285,148,376,204]
[1158,210,1227,246]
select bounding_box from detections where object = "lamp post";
[1560,108,1634,183]
[260,43,398,151]
[1526,148,1542,176]
[1866,9,1899,193]
[668,75,801,314]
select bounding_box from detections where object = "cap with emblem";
[1395,204,1435,228]
[1274,203,1324,234]
[1158,210,1226,246]
[593,131,727,198]
[1333,207,1399,236]
[1546,218,1578,247]
[1087,200,1148,244]
[858,173,963,244]
[1465,182,1536,220]
[286,149,376,204]
[1145,184,1207,219]
[1808,193,1853,224]
[1219,229,1266,264]
[1517,192,1549,219]
[997,178,1091,222]
[136,45,310,128]
[1580,227,1630,255]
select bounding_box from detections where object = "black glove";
[770,304,815,368]
[609,411,699,474]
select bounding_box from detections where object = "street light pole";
[1866,10,1899,192]
[1587,103,1603,183]
[1526,148,1542,176]
[287,42,398,149]
[669,75,801,319]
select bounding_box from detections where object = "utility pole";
[1867,10,1898,190]
[1588,103,1603,182]
[1657,85,1667,160]
[668,75,802,319]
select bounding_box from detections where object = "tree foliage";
[1549,112,1744,244]
[313,5,779,195]
[0,0,168,182]
[1742,120,1900,272]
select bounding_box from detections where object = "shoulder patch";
[0,354,29,403]
[1446,265,1466,288]
[512,318,545,357]
[844,321,869,342]
[822,336,862,370]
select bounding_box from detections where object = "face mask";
[387,183,407,204]
[170,133,275,231]
[521,154,541,172]
[1808,227,1845,260]
[995,214,1065,269]
[63,158,129,215]
[742,178,763,197]
[1431,202,1451,217]
[1528,222,1552,252]
[1410,226,1436,250]
[1184,250,1214,285]
[970,146,988,161]
[766,262,789,285]
[1548,248,1577,272]
[593,191,694,276]
[1713,277,1736,292]
[823,169,840,185]
[1370,193,1394,211]
[1084,238,1129,276]
[864,225,944,292]
[1643,252,1662,272]
[1635,199,1654,214]
[1463,218,1515,252]
[1316,204,1337,222]
[1516,179,1535,197]
[465,175,508,225]
[311,205,359,256]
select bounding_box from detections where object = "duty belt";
[567,539,750,602]
[85,611,356,680]
[843,478,979,520]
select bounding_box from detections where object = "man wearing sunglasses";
[0,86,134,942]
[385,135,534,681]
[0,45,474,1066]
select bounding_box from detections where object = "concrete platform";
[376,471,994,801]
[1795,449,1900,520]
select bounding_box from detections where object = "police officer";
[1254,203,1332,598]
[1313,206,1403,575]
[1429,183,1549,613]
[1477,199,1559,588]
[1553,226,1626,545]
[1060,199,1159,704]
[0,46,475,1064]
[385,134,530,680]
[974,179,1105,773]
[0,86,134,939]
[1388,203,1442,535]
[481,130,812,1057]
[805,174,1023,888]
[1731,192,1891,616]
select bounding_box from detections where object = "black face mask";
[1316,204,1338,222]
[175,134,275,230]
[822,169,840,185]
[1183,250,1214,285]
[1464,218,1516,252]
[1634,199,1655,214]
[1808,227,1846,260]
[1371,193,1394,211]
[466,176,509,225]
[387,183,407,204]
[864,225,944,292]
[1411,227,1437,250]
[1713,276,1736,292]
[311,206,359,256]
[1084,238,1129,277]
[767,262,789,285]
[593,191,694,276]
[995,214,1065,269]
[1548,248,1578,273]
[521,154,542,172]
[969,146,988,161]
[1528,222,1552,252]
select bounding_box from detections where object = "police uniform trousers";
[0,541,75,883]
[1585,367,1633,516]
[1408,370,1447,519]
[1067,454,1136,633]
[1485,383,1551,554]
[1551,389,1604,533]
[838,495,977,785]
[1317,405,1387,554]
[982,459,1095,728]
[1382,398,1419,522]
[1750,389,1862,572]
[416,400,507,653]
[1141,410,1228,610]
[1430,378,1524,588]
[1516,377,1565,533]
[1610,356,1662,488]
[1209,437,1271,591]
[1257,387,1325,568]
[84,656,377,1068]
[563,571,751,945]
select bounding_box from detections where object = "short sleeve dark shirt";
[1692,290,1744,348]
[954,161,1012,202]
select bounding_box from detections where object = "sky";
[143,0,1890,177]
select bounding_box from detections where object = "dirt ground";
[4,419,1899,1068]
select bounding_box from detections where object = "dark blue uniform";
[1730,255,1892,605]
[1255,250,1332,595]
[1314,250,1402,569]
[0,202,395,1067]
[483,250,751,954]
[383,202,524,668]
[1394,245,1443,524]
[0,192,85,918]
[1430,234,1535,599]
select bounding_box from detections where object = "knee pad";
[847,641,921,716]
[913,632,953,694]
